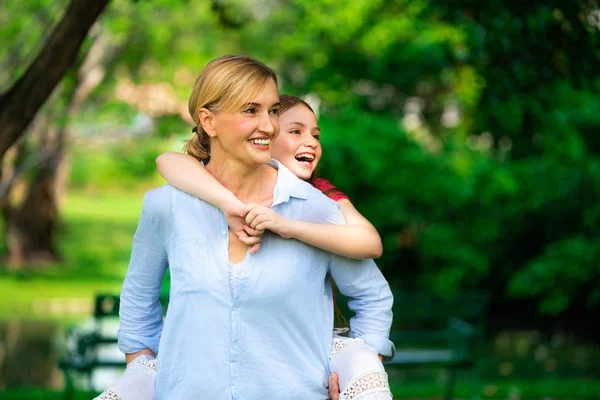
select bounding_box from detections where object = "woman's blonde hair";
[185,55,278,161]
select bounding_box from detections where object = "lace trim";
[132,356,157,372]
[339,371,391,400]
[96,389,124,400]
[329,337,365,363]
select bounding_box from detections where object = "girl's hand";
[225,206,263,253]
[243,204,294,239]
[328,372,340,400]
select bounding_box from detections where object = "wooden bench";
[58,293,169,399]
[336,289,489,400]
[384,290,490,400]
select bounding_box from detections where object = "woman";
[113,55,394,399]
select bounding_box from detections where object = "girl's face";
[271,104,322,181]
[211,78,280,167]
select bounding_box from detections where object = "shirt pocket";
[168,237,208,296]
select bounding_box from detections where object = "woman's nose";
[258,112,276,134]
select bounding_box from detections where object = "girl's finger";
[245,208,262,225]
[249,243,261,254]
[238,234,261,246]
[243,225,263,237]
[250,214,269,230]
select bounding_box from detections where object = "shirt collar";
[269,159,309,206]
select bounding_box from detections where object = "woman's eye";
[243,108,256,114]
[269,108,280,115]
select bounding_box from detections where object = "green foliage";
[2,0,600,320]
[0,0,69,91]
[69,137,167,190]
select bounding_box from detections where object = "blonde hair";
[185,55,278,161]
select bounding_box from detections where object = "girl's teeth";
[250,138,270,145]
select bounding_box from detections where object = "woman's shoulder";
[144,184,213,210]
[300,184,345,225]
[140,185,176,223]
[143,184,175,207]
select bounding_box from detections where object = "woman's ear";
[198,108,217,137]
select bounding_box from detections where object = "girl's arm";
[157,152,382,259]
[156,152,262,249]
[156,152,244,216]
[244,199,383,259]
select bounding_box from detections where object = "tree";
[0,0,110,161]
[0,0,111,267]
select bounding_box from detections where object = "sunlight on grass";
[0,192,146,320]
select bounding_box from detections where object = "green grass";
[2,379,600,399]
[0,192,145,321]
[389,379,600,398]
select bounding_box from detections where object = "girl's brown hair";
[185,55,278,161]
[279,95,314,116]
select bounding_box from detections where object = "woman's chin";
[252,153,272,165]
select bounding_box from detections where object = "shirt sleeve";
[329,255,396,360]
[325,204,395,360]
[118,190,169,355]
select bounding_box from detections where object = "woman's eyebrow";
[243,101,281,108]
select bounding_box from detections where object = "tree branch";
[0,0,111,160]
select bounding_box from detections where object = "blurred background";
[1,0,600,398]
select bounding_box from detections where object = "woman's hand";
[243,204,294,239]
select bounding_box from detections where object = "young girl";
[96,95,393,399]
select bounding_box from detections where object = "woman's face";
[273,104,322,180]
[272,104,322,181]
[212,78,280,167]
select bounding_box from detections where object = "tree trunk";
[0,0,110,161]
[1,115,64,269]
[0,26,117,269]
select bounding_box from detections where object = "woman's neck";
[206,157,276,204]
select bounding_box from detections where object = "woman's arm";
[118,191,168,363]
[156,152,262,249]
[329,253,395,360]
[244,199,383,259]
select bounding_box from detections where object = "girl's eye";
[289,129,301,134]
[313,134,321,141]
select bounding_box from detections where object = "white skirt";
[95,335,392,399]
[329,332,392,400]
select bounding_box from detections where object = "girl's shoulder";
[310,177,350,202]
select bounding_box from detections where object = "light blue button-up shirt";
[118,160,395,400]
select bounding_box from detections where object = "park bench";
[384,290,490,400]
[336,289,489,400]
[58,293,169,399]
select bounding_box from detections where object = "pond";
[0,319,124,393]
